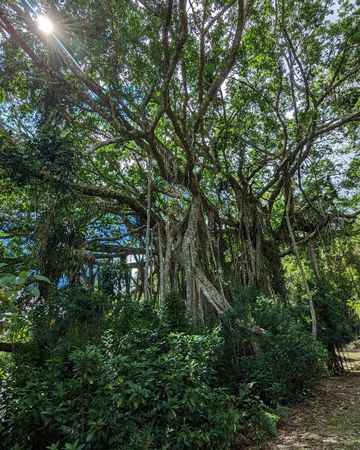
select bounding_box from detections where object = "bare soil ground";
[262,343,360,450]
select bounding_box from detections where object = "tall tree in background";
[0,0,359,326]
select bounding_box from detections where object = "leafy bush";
[220,294,326,405]
[28,287,110,363]
[293,279,360,372]
[162,291,188,332]
[313,285,360,348]
[0,264,50,350]
[0,291,329,449]
[0,301,239,449]
[233,382,281,446]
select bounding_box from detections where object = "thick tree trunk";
[168,197,232,318]
[327,343,344,374]
[232,187,285,297]
[158,193,288,319]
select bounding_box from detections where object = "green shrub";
[293,280,360,372]
[162,291,188,332]
[234,382,281,446]
[220,294,327,405]
[0,290,329,449]
[313,285,360,348]
[27,287,110,362]
[0,326,239,449]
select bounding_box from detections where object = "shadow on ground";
[261,344,360,450]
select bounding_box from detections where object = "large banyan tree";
[0,0,359,327]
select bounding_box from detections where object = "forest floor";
[261,342,360,450]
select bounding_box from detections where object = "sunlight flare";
[37,15,54,34]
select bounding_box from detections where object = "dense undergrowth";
[0,287,339,449]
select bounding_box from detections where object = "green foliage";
[0,0,359,446]
[220,293,326,405]
[29,287,110,362]
[234,382,281,446]
[314,285,360,348]
[286,240,360,353]
[0,299,239,450]
[103,296,161,347]
[0,342,237,450]
[0,264,50,345]
[162,291,188,332]
[0,264,50,304]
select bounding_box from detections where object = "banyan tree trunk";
[158,196,231,318]
[180,196,232,317]
[157,193,289,319]
[233,187,265,288]
[232,187,287,299]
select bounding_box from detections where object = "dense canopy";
[0,0,359,448]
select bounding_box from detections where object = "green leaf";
[14,277,26,286]
[18,271,28,279]
[46,443,60,450]
[0,273,16,285]
[25,286,40,297]
[32,274,51,283]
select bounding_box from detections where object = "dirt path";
[264,345,360,450]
